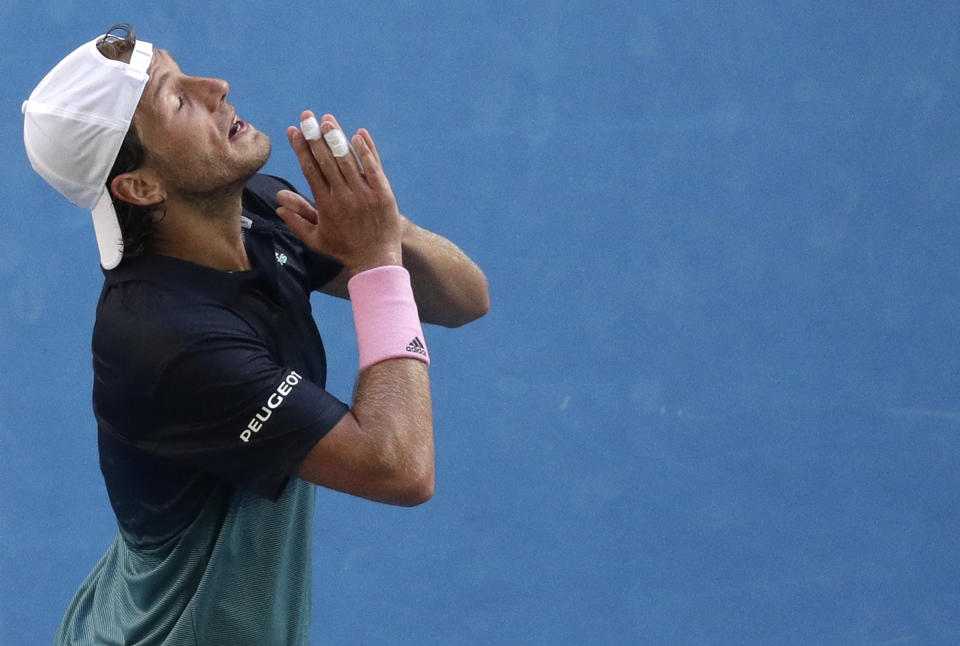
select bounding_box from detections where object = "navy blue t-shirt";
[55,175,350,645]
[94,173,348,544]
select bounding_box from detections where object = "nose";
[188,76,229,111]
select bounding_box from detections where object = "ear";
[109,168,166,207]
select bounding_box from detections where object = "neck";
[149,185,251,272]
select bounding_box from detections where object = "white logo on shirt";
[240,371,303,443]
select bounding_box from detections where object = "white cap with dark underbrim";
[22,35,153,269]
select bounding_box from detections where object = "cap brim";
[91,189,124,269]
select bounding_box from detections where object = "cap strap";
[126,40,153,80]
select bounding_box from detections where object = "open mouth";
[229,116,245,140]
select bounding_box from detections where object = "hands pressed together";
[276,112,403,277]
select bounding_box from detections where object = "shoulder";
[242,173,299,215]
[94,272,252,381]
[97,260,250,332]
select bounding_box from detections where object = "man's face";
[132,49,271,200]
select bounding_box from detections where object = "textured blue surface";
[2,2,960,644]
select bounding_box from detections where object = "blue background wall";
[2,2,959,644]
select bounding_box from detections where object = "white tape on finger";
[300,116,321,141]
[323,128,350,157]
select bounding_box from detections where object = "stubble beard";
[168,130,273,208]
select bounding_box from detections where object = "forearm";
[330,264,434,504]
[401,216,490,328]
[351,359,434,497]
[298,358,434,506]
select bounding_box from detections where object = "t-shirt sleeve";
[142,328,350,501]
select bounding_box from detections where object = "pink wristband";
[348,265,430,371]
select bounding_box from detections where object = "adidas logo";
[406,337,427,356]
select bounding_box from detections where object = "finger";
[353,132,392,196]
[320,113,341,131]
[357,128,382,168]
[275,204,318,242]
[287,125,330,195]
[324,125,366,188]
[317,114,365,188]
[300,111,348,191]
[276,189,318,225]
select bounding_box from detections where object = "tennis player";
[23,23,488,645]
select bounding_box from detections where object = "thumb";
[276,205,317,243]
[276,190,319,224]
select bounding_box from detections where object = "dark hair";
[97,24,160,260]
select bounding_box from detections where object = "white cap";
[22,35,153,269]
